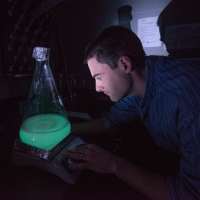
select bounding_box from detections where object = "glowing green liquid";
[19,114,71,150]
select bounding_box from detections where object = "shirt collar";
[139,56,156,110]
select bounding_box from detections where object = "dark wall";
[0,33,32,100]
[0,0,51,100]
[158,0,200,58]
[54,0,171,90]
[5,0,197,100]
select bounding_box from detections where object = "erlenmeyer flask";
[19,47,71,150]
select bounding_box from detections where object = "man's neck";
[130,65,147,96]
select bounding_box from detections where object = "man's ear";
[118,56,132,73]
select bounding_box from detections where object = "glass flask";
[19,47,71,150]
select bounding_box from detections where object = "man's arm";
[70,95,138,136]
[63,143,170,200]
[71,118,107,135]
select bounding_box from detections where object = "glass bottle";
[19,47,71,150]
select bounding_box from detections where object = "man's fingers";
[68,145,89,154]
[63,144,105,163]
[68,143,102,153]
[63,152,90,161]
[63,152,83,160]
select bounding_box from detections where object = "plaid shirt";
[102,56,200,200]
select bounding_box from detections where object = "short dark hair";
[84,25,146,69]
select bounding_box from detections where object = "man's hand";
[62,143,117,174]
[62,143,170,200]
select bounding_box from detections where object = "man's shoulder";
[149,55,200,79]
[151,56,200,109]
[146,55,200,65]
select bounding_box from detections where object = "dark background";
[2,0,200,101]
[0,0,199,199]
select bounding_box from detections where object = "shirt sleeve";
[167,112,200,200]
[101,95,139,130]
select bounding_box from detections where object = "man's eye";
[96,77,101,81]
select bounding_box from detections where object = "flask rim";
[32,47,50,61]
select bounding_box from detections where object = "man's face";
[88,57,132,102]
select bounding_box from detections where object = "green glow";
[19,114,71,150]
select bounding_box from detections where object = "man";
[63,26,200,200]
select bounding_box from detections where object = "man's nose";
[96,83,103,92]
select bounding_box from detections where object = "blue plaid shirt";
[102,56,200,200]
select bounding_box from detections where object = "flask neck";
[36,59,49,68]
